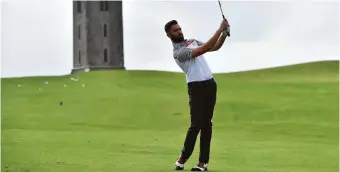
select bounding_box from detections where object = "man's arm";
[196,31,227,52]
[191,28,224,57]
[174,20,228,62]
[209,31,227,52]
[174,28,224,63]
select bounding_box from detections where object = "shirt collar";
[172,39,188,49]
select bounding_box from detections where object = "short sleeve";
[174,47,193,63]
[195,40,204,46]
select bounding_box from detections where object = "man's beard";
[171,35,184,43]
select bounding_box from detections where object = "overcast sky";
[1,0,339,78]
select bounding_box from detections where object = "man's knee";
[202,120,213,129]
[190,120,211,130]
[189,123,201,132]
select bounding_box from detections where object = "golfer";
[164,19,229,171]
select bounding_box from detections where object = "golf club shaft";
[218,0,230,37]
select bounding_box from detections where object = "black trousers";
[181,78,217,164]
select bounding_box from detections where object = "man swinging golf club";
[164,18,229,171]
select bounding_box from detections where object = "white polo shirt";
[173,39,213,83]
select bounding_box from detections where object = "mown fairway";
[2,61,339,172]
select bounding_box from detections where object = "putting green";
[2,60,339,172]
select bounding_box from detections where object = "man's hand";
[208,19,229,52]
[219,19,229,32]
[222,18,230,37]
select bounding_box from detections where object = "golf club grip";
[222,15,231,37]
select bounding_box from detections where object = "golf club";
[218,0,230,37]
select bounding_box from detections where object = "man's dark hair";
[164,20,178,33]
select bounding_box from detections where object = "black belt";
[188,78,215,87]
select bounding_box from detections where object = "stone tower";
[72,1,125,73]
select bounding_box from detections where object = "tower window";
[78,50,81,64]
[104,49,108,62]
[76,1,82,13]
[100,1,109,11]
[103,24,107,37]
[78,24,81,40]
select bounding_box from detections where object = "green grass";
[1,60,339,172]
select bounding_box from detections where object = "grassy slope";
[1,61,339,172]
